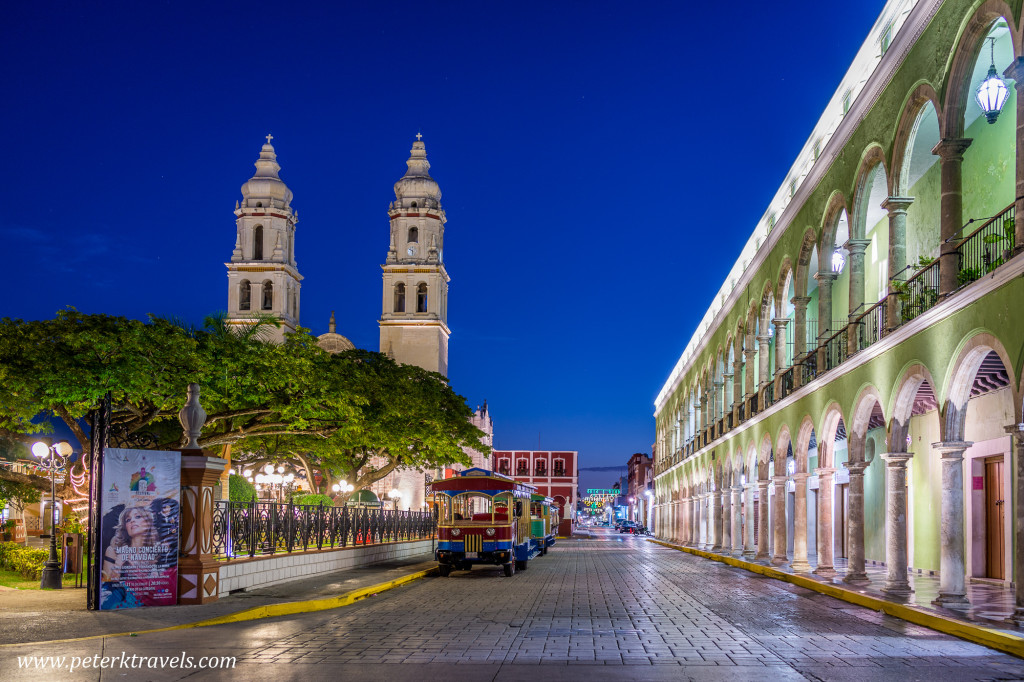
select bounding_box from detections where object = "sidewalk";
[652,538,1024,658]
[0,553,437,646]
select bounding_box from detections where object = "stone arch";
[889,362,940,450]
[849,384,886,465]
[745,441,759,482]
[793,227,818,298]
[758,434,773,480]
[818,403,846,469]
[891,82,945,196]
[793,415,816,471]
[775,424,793,476]
[850,144,890,240]
[942,1,1020,138]
[776,257,795,311]
[819,191,851,256]
[943,331,1019,440]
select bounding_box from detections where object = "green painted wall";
[909,410,942,571]
[864,428,887,563]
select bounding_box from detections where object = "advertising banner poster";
[98,448,180,610]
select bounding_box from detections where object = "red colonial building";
[491,450,578,523]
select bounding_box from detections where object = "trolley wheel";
[541,545,548,556]
[503,562,515,577]
[438,564,452,577]
[515,558,528,571]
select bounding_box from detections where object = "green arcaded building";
[653,0,1024,621]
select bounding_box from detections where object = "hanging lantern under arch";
[976,37,1009,124]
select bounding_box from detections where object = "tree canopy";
[0,309,487,504]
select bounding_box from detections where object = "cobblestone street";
[7,532,1024,680]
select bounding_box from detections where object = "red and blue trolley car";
[431,468,537,577]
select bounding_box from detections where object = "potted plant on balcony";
[983,218,1014,272]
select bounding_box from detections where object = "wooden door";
[985,457,1005,580]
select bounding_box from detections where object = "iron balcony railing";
[893,259,940,324]
[762,381,775,409]
[822,326,849,371]
[737,401,746,423]
[212,500,435,560]
[748,394,759,419]
[778,366,794,399]
[800,352,817,384]
[955,203,1015,287]
[854,298,887,352]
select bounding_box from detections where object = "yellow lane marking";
[0,567,438,649]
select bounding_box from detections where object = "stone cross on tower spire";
[265,133,273,144]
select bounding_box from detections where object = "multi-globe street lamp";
[332,481,355,498]
[245,464,295,502]
[31,440,74,590]
[388,488,403,511]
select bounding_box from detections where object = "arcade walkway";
[5,531,1024,680]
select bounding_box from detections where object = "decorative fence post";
[177,384,225,605]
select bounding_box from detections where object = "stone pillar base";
[842,572,870,585]
[813,565,836,578]
[790,560,812,573]
[883,581,914,597]
[1004,607,1024,627]
[933,593,970,609]
[770,555,787,566]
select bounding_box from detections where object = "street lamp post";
[32,441,73,590]
[388,489,402,511]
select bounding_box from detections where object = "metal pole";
[40,449,62,589]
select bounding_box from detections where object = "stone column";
[881,452,914,596]
[691,496,700,547]
[772,475,788,565]
[791,472,812,572]
[744,348,757,411]
[933,441,972,608]
[732,360,743,422]
[932,138,972,296]
[714,378,725,424]
[681,498,690,544]
[1004,61,1024,251]
[1005,424,1024,625]
[772,318,790,374]
[814,468,836,576]
[791,296,811,387]
[743,484,757,557]
[731,485,743,555]
[846,238,872,355]
[814,271,836,368]
[757,334,771,388]
[756,480,770,560]
[882,197,913,330]
[712,489,724,551]
[723,372,734,424]
[722,486,732,552]
[178,453,226,604]
[844,461,870,583]
[700,494,709,549]
[700,394,709,444]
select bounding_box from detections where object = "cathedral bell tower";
[379,135,450,376]
[225,135,303,343]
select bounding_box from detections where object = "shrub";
[228,473,257,503]
[0,542,50,579]
[291,493,334,507]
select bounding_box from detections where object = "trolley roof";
[429,468,536,497]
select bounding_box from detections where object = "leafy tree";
[0,311,488,511]
[237,350,487,501]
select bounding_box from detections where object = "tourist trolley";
[529,493,557,556]
[431,468,537,577]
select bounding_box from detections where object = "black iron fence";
[822,327,849,371]
[778,366,794,399]
[893,260,940,324]
[956,203,1014,287]
[212,500,435,560]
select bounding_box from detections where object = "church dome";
[240,137,294,207]
[316,311,355,354]
[393,136,441,205]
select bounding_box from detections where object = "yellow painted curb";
[649,539,1024,659]
[0,566,438,649]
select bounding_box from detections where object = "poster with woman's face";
[98,449,180,610]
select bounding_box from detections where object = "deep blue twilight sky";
[2,1,884,472]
